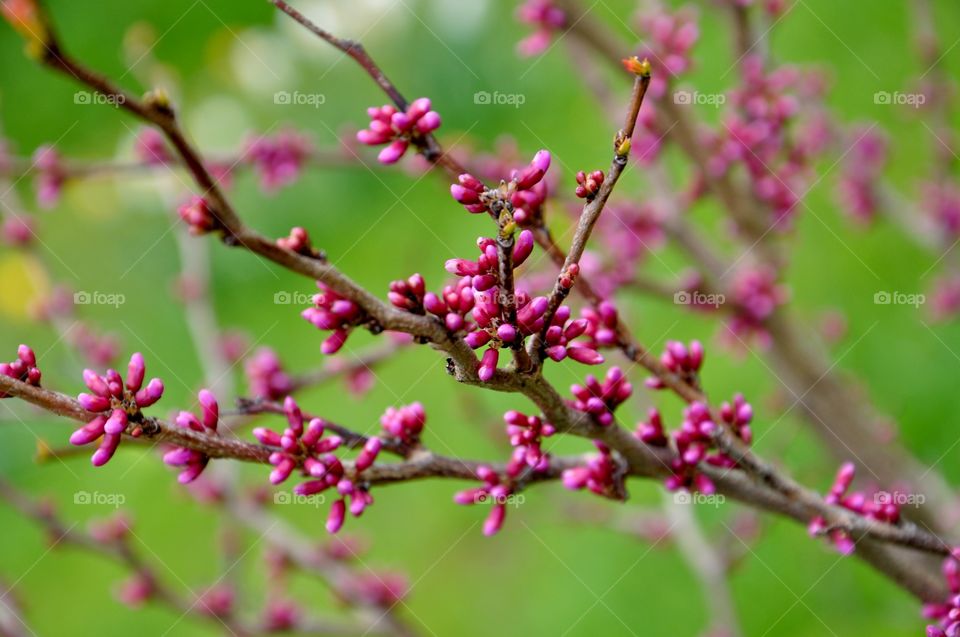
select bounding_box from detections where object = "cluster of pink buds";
[637,5,699,89]
[543,303,603,364]
[70,353,164,466]
[647,340,704,388]
[0,345,41,397]
[33,144,65,208]
[301,283,363,354]
[562,441,622,499]
[276,226,318,257]
[808,462,900,555]
[445,230,533,292]
[725,266,788,348]
[570,367,632,426]
[836,127,887,224]
[380,402,425,444]
[662,402,719,494]
[356,98,441,164]
[504,410,555,473]
[244,347,294,400]
[245,131,312,192]
[421,275,474,332]
[713,56,827,229]
[453,465,513,536]
[256,398,342,485]
[575,169,604,199]
[387,273,427,314]
[515,0,566,57]
[450,150,551,224]
[925,555,960,637]
[634,408,668,446]
[163,390,219,483]
[580,301,619,349]
[255,398,377,533]
[178,195,218,235]
[648,395,752,494]
[134,128,171,165]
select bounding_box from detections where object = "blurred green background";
[1,0,959,635]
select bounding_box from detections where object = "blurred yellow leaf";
[0,252,49,320]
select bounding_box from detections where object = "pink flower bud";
[478,348,499,382]
[126,353,145,391]
[134,378,164,407]
[377,139,409,164]
[326,498,346,534]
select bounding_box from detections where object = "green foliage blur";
[1,0,959,635]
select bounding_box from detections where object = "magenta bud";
[301,418,325,447]
[326,498,346,534]
[322,329,350,355]
[163,447,197,465]
[567,346,604,365]
[17,345,35,367]
[464,330,492,349]
[127,353,146,391]
[478,348,499,382]
[515,150,551,190]
[78,393,111,412]
[253,427,283,447]
[417,111,441,133]
[134,379,164,407]
[512,230,534,266]
[450,184,480,204]
[377,139,409,164]
[269,457,296,485]
[294,480,328,497]
[91,432,122,467]
[408,97,432,118]
[546,345,567,361]
[445,313,464,332]
[198,389,219,431]
[390,111,413,131]
[70,416,107,446]
[497,324,517,343]
[284,396,303,433]
[354,436,382,472]
[445,258,481,277]
[423,292,447,315]
[103,409,128,435]
[689,340,705,369]
[83,370,111,397]
[483,504,506,536]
